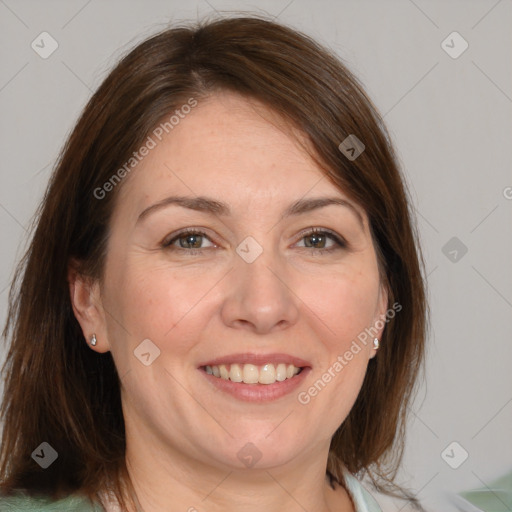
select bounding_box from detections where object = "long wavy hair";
[0,14,427,510]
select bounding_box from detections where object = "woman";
[0,15,427,512]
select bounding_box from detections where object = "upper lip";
[198,353,312,368]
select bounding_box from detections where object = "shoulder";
[0,492,105,511]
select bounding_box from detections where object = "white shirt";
[341,467,383,512]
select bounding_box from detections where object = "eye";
[161,227,346,255]
[295,228,346,253]
[162,229,215,252]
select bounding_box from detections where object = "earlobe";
[68,262,109,353]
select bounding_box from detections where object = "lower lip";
[200,367,311,402]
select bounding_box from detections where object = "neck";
[114,433,353,512]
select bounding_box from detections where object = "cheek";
[295,264,380,426]
[103,259,224,359]
[301,264,381,351]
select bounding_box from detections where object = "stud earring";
[373,337,380,350]
[89,334,97,346]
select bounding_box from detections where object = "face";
[76,91,388,473]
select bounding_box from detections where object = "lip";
[198,352,312,368]
[197,353,312,403]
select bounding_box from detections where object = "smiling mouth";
[201,363,303,385]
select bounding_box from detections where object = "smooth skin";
[69,91,388,512]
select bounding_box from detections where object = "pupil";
[182,235,201,248]
[307,234,325,248]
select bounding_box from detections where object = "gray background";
[1,1,511,511]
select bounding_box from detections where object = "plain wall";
[0,1,511,510]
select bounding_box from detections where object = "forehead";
[115,92,361,221]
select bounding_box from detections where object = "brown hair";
[0,14,427,510]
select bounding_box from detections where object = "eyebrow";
[137,195,364,228]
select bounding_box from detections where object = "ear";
[369,283,389,359]
[376,283,389,325]
[68,260,110,353]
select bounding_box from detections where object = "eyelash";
[161,227,346,255]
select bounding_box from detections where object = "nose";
[220,245,300,334]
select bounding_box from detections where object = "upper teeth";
[204,363,301,384]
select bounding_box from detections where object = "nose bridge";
[221,235,299,333]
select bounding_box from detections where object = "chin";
[200,426,311,472]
